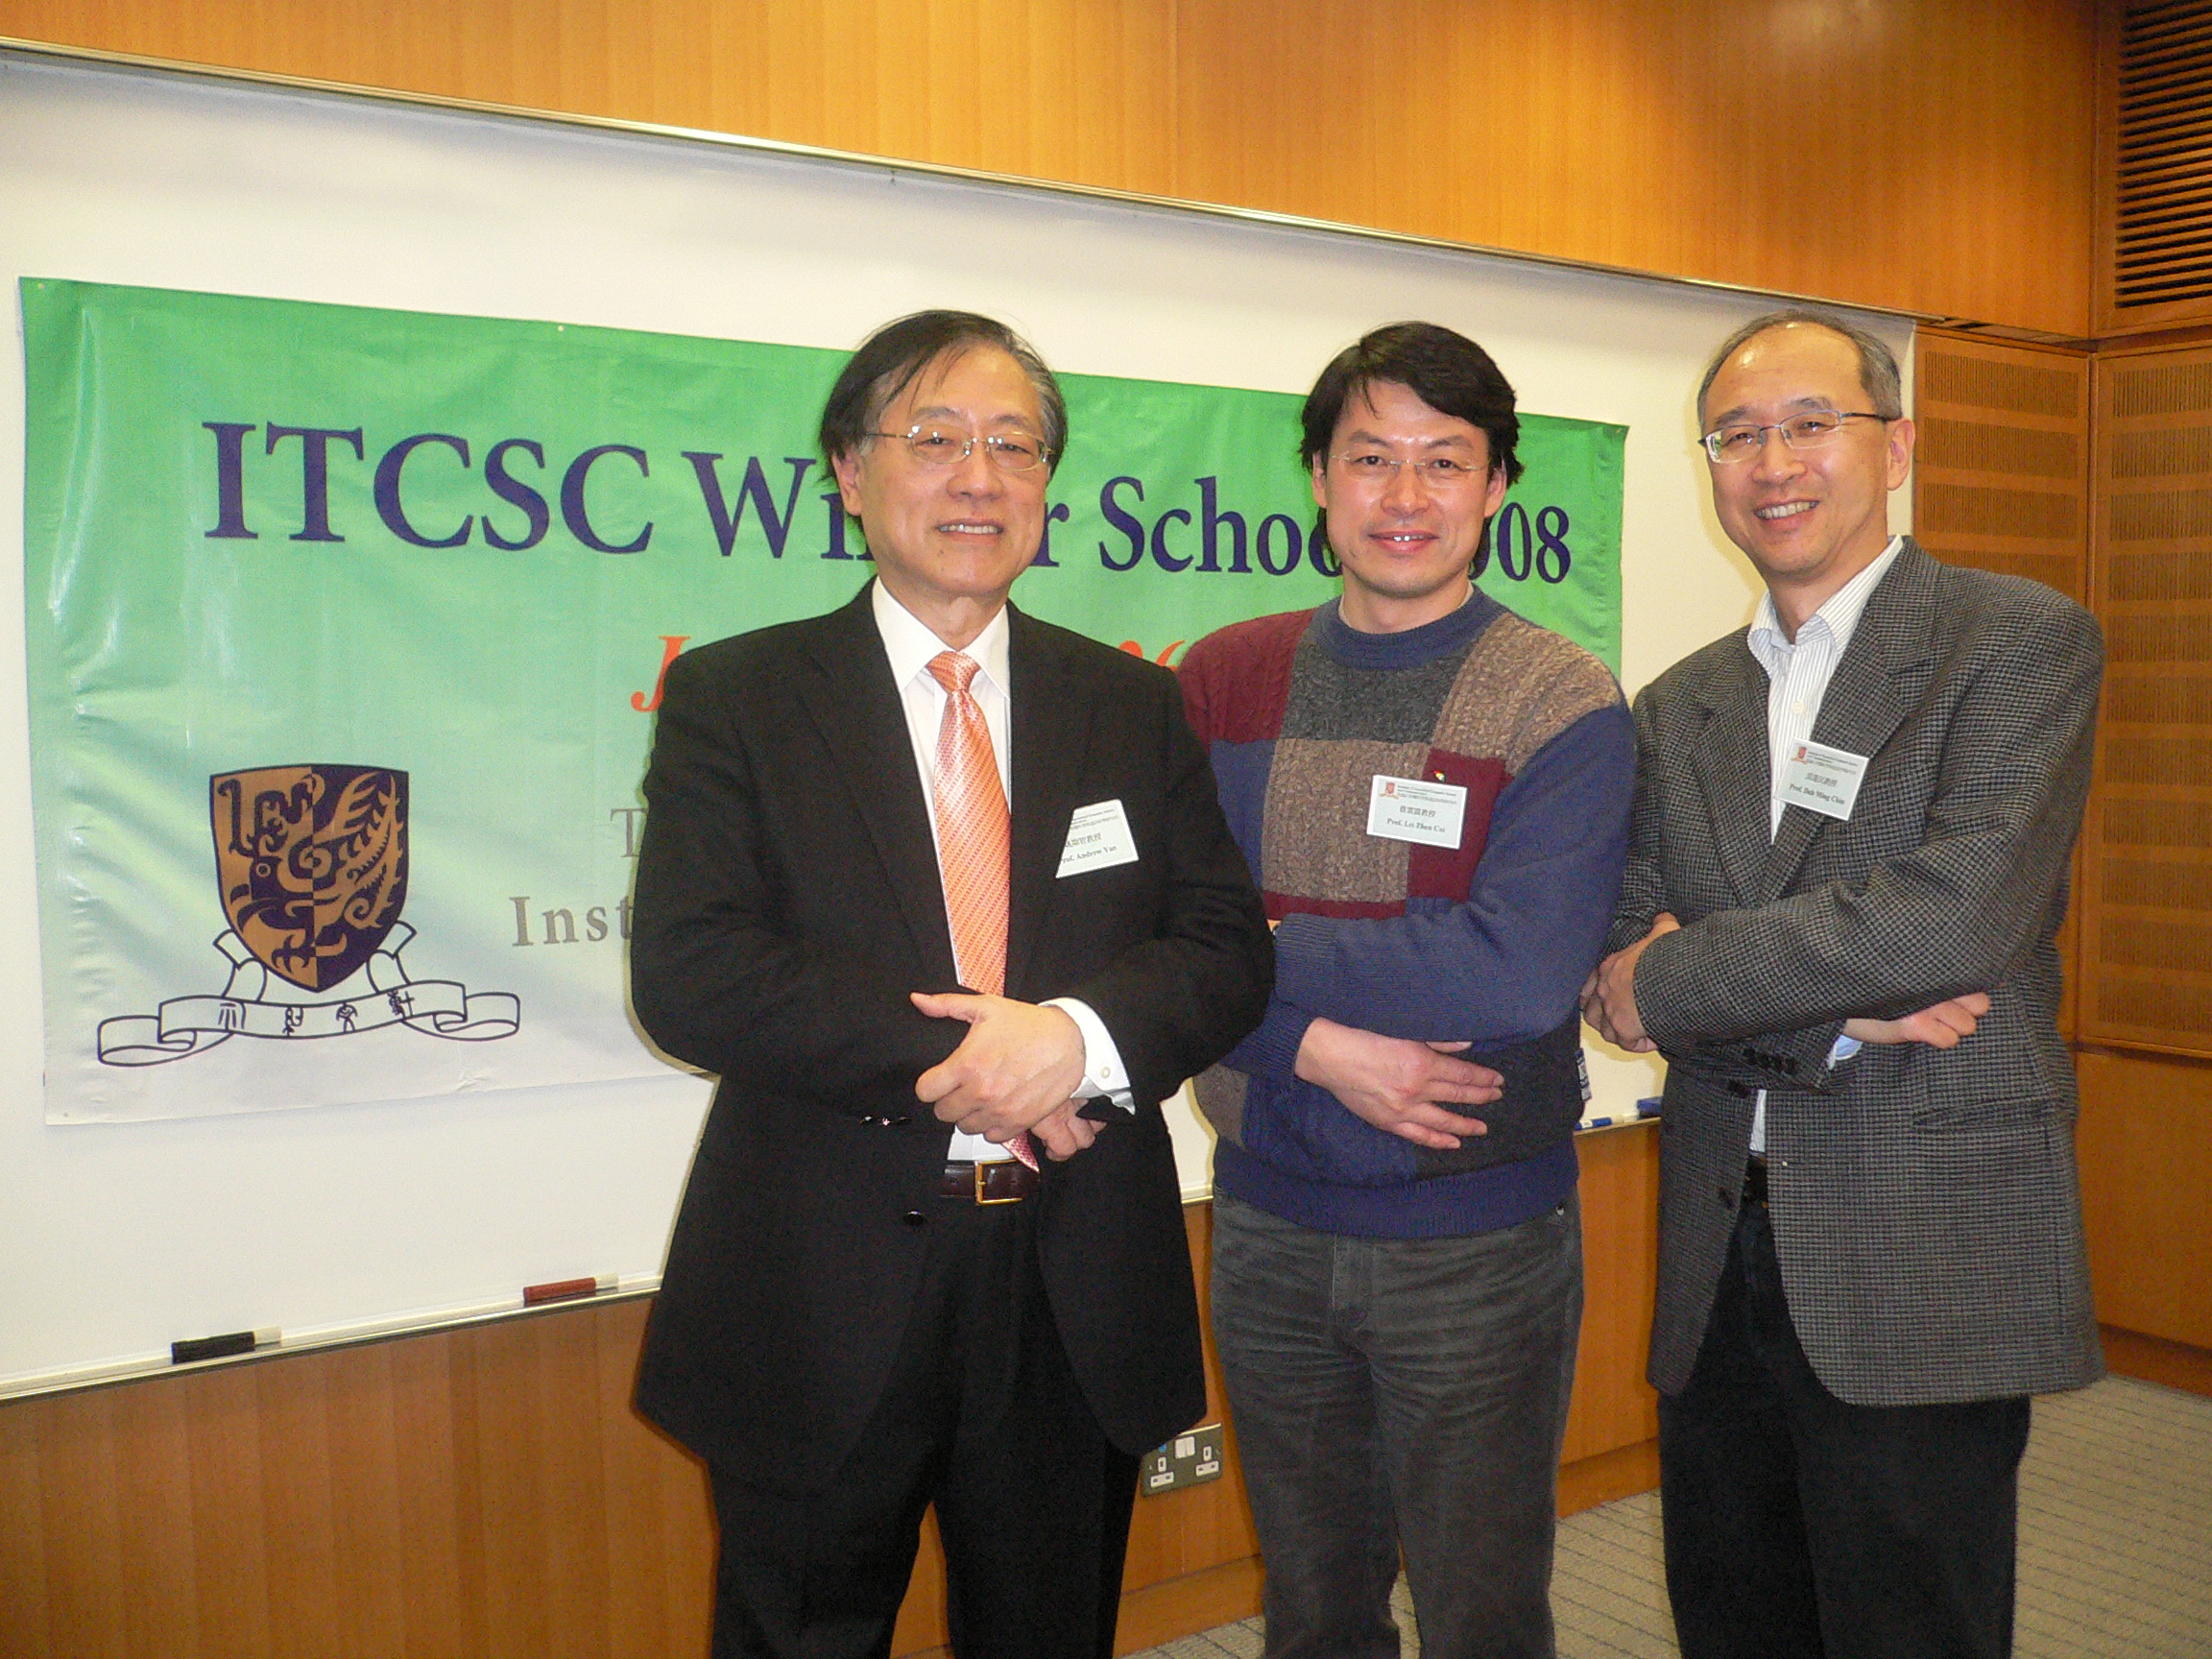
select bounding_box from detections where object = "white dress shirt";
[872,583,1134,1162]
[1741,537,1902,1151]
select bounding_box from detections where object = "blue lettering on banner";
[483,438,550,550]
[1492,501,1573,585]
[263,423,364,542]
[1197,476,1247,573]
[561,444,653,554]
[195,424,1577,586]
[1098,476,1146,571]
[684,453,812,559]
[373,433,474,548]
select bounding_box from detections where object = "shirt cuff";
[1826,1032,1863,1068]
[1042,998,1137,1112]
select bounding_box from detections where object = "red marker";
[522,1274,619,1307]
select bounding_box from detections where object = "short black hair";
[1300,323,1525,486]
[817,310,1068,474]
[1301,323,1523,572]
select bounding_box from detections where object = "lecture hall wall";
[13,5,2206,1656]
[0,0,2100,338]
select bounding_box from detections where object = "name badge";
[1057,799,1141,878]
[1365,774,1467,849]
[1779,741,1868,821]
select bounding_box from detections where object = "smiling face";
[1312,379,1509,634]
[831,345,1049,647]
[1700,323,1914,627]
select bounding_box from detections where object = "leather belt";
[941,1159,1040,1205]
[1743,1154,1769,1208]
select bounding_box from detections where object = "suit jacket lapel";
[1004,608,1094,999]
[793,586,959,982]
[1757,541,1936,902]
[1690,637,1776,903]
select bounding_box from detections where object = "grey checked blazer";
[1612,541,2105,1407]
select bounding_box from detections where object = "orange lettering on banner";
[631,635,689,712]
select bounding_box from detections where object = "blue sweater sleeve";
[1219,984,1318,1083]
[1261,701,1633,1052]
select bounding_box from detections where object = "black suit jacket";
[629,584,1272,1487]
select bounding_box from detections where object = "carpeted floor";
[1127,1374,2212,1658]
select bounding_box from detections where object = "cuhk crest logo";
[217,764,407,991]
[96,764,518,1065]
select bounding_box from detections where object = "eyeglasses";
[1701,411,1889,464]
[866,424,1051,473]
[1329,451,1492,489]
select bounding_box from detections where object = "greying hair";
[1695,307,1905,426]
[819,309,1068,475]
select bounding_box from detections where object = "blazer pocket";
[1910,1094,2061,1134]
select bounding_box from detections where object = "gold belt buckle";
[974,1161,1021,1205]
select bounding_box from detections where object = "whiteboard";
[0,45,1914,1393]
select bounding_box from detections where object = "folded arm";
[1239,702,1635,1083]
[1626,600,2101,1071]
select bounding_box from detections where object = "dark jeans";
[1210,1191,1584,1659]
[1660,1202,2032,1659]
[709,1194,1137,1659]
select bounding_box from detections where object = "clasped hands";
[1578,913,1993,1055]
[1294,1017,1501,1150]
[910,992,1102,1161]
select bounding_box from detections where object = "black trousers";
[708,1192,1140,1659]
[1659,1201,2032,1659]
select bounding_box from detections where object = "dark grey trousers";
[1210,1190,1584,1659]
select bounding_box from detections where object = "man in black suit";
[629,310,1273,1659]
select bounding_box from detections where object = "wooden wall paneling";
[14,1387,123,1658]
[590,1303,714,1659]
[332,1348,421,1656]
[2075,1047,2212,1350]
[211,1366,282,1655]
[1912,328,2092,599]
[0,1399,55,1656]
[2098,1324,2212,1395]
[478,1312,612,1656]
[2082,339,2212,1054]
[108,1380,197,1655]
[258,1351,379,1657]
[436,1332,498,1658]
[3,1145,1670,1659]
[1911,327,2094,1034]
[1558,1121,1660,1473]
[0,0,2096,335]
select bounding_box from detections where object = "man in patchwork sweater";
[1179,323,1634,1659]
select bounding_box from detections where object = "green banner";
[20,278,1623,1121]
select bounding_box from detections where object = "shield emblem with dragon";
[97,760,516,1067]
[211,765,408,992]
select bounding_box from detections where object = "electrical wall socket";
[1141,1424,1223,1496]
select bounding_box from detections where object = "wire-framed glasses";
[867,424,1051,473]
[1328,451,1491,488]
[1701,411,1889,464]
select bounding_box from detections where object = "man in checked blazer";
[629,311,1273,1659]
[1580,309,2104,1659]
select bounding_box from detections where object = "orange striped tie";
[927,651,1035,1170]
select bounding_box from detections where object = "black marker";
[171,1328,280,1365]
